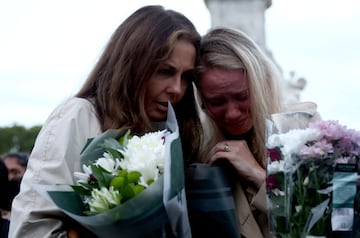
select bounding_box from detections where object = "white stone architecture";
[204,0,306,104]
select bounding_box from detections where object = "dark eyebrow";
[159,63,174,69]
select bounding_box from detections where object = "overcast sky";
[266,0,360,130]
[1,0,359,130]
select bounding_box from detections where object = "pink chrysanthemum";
[309,120,347,141]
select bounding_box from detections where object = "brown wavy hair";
[76,5,202,164]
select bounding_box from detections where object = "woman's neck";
[152,121,166,130]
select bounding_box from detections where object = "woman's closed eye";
[206,98,225,107]
[158,67,175,76]
[234,90,250,102]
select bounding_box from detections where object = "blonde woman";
[195,27,319,238]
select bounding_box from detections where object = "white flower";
[303,176,309,186]
[118,130,166,187]
[95,152,121,175]
[268,128,322,158]
[271,188,285,196]
[88,187,121,214]
[267,160,286,174]
[295,205,302,213]
[74,164,93,185]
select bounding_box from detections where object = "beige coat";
[233,182,272,238]
[9,98,101,238]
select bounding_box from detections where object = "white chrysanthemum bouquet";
[72,130,167,215]
[35,104,191,238]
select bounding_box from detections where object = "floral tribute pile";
[266,120,360,237]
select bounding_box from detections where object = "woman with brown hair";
[9,5,202,237]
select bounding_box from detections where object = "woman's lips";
[157,101,168,111]
[223,118,251,129]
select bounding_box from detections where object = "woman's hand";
[206,140,265,189]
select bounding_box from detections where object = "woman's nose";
[224,102,242,120]
[167,76,185,96]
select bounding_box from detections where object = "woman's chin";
[149,111,167,122]
[223,124,252,136]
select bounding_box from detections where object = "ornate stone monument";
[204,0,306,104]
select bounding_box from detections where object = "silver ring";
[223,143,230,152]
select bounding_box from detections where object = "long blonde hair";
[195,27,282,167]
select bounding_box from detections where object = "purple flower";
[89,174,97,185]
[300,139,333,158]
[266,175,277,190]
[348,129,360,144]
[337,137,354,154]
[310,120,347,141]
[347,129,360,155]
[268,148,282,161]
[266,118,360,237]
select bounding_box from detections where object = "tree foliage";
[0,124,42,155]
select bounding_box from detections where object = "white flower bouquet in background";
[35,103,191,238]
[266,119,360,237]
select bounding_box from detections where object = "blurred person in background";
[0,158,10,238]
[3,152,28,182]
[4,152,28,204]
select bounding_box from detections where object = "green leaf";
[71,185,91,196]
[78,181,97,190]
[91,164,113,188]
[110,176,126,190]
[117,169,128,177]
[146,179,154,186]
[127,171,141,184]
[133,184,145,196]
[106,148,123,160]
[103,173,115,187]
[102,138,123,158]
[118,130,132,146]
[121,184,135,202]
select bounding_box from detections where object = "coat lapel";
[234,182,264,238]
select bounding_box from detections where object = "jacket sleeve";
[9,98,101,238]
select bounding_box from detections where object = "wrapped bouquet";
[72,129,167,216]
[35,103,191,238]
[266,119,360,237]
